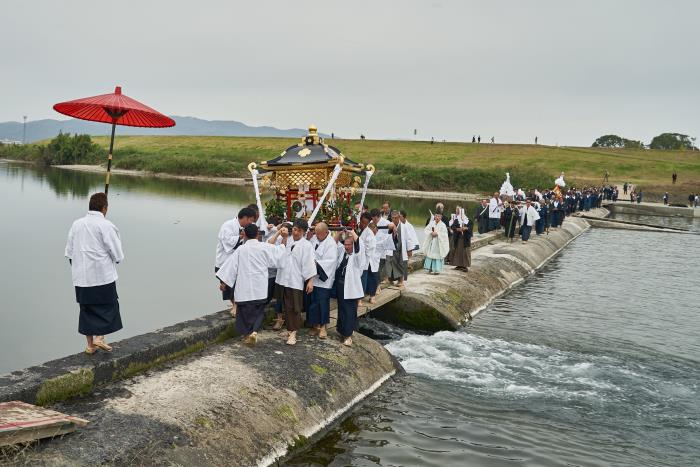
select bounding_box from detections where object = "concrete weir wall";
[373,217,590,331]
[2,328,397,465]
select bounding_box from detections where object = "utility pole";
[22,116,27,144]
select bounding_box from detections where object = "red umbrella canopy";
[53,86,175,128]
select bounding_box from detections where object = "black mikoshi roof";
[263,126,360,167]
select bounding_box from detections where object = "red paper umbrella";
[53,86,175,195]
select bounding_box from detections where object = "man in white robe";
[216,224,285,344]
[399,210,420,283]
[385,211,410,288]
[356,212,376,294]
[371,209,394,284]
[519,199,541,244]
[334,230,365,347]
[488,192,503,231]
[215,207,256,315]
[367,222,393,303]
[271,219,316,345]
[65,193,124,354]
[307,222,338,339]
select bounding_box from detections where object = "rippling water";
[288,229,700,466]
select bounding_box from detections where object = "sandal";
[93,338,113,352]
[85,346,97,355]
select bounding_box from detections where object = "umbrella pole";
[105,120,117,195]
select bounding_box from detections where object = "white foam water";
[386,331,636,400]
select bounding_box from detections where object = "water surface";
[289,228,700,466]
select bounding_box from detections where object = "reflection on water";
[289,229,700,467]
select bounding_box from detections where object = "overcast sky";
[2,0,698,146]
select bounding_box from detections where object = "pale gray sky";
[2,0,698,146]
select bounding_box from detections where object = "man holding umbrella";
[56,86,173,353]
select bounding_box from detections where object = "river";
[288,228,700,466]
[0,161,470,373]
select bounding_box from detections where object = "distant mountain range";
[0,116,325,143]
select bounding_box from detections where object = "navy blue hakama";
[235,298,267,336]
[307,287,332,326]
[75,281,122,336]
[335,280,358,338]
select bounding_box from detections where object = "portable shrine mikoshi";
[248,125,375,228]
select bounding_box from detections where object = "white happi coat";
[519,205,541,226]
[215,218,243,268]
[336,248,365,300]
[402,220,420,252]
[311,234,338,289]
[371,229,395,271]
[275,236,317,291]
[375,217,394,259]
[489,197,502,219]
[216,239,285,302]
[65,211,124,287]
[358,227,376,271]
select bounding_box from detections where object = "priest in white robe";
[423,212,450,274]
[334,230,365,347]
[307,222,338,339]
[272,219,317,345]
[216,224,285,345]
[519,199,541,243]
[65,193,124,354]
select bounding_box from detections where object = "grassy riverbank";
[3,135,699,197]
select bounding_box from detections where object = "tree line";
[592,132,697,150]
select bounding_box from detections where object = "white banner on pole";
[356,169,373,223]
[308,164,343,225]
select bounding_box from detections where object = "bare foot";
[369,297,376,304]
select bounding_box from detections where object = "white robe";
[358,227,376,271]
[391,223,411,262]
[311,234,338,289]
[423,221,450,260]
[371,229,395,270]
[402,220,420,252]
[336,249,365,300]
[488,197,502,219]
[216,239,284,302]
[65,211,124,287]
[375,217,394,259]
[215,218,242,268]
[519,205,540,226]
[275,237,317,291]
